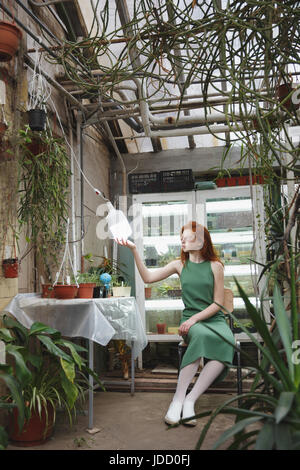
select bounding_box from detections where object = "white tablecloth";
[4,294,148,359]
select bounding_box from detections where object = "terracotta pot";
[237,176,248,186]
[41,284,55,299]
[77,283,96,299]
[0,21,22,62]
[215,178,226,187]
[2,258,19,278]
[226,176,238,187]
[54,284,78,299]
[9,402,55,447]
[145,287,152,299]
[156,323,167,334]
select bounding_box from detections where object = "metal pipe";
[66,98,78,273]
[113,123,243,139]
[29,0,74,6]
[77,111,84,264]
[14,0,93,78]
[98,101,127,196]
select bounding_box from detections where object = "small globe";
[100,272,112,287]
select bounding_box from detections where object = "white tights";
[165,359,225,424]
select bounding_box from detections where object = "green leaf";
[56,339,85,370]
[212,416,264,450]
[234,278,294,390]
[60,369,78,409]
[2,315,28,343]
[0,373,25,432]
[0,328,14,343]
[60,358,75,383]
[275,392,295,424]
[273,282,293,379]
[5,345,32,387]
[29,322,60,337]
[37,335,72,363]
[255,421,275,450]
[0,426,8,449]
[275,422,293,450]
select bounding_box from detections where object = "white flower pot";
[112,286,131,297]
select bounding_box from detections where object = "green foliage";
[0,364,26,450]
[88,256,128,284]
[17,125,71,281]
[191,279,300,450]
[74,271,100,285]
[0,315,104,447]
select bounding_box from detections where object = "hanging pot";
[54,284,78,299]
[9,402,55,447]
[0,21,22,62]
[2,258,19,278]
[77,283,96,299]
[28,109,46,132]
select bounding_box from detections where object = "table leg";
[88,339,93,429]
[86,340,101,435]
[131,341,135,396]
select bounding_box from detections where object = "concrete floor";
[7,391,237,451]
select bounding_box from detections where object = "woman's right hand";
[114,238,136,250]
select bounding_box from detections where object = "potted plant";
[0,361,26,450]
[157,282,172,298]
[111,275,131,297]
[0,315,102,447]
[41,283,55,299]
[74,272,98,299]
[17,125,71,283]
[27,65,51,131]
[2,257,19,278]
[156,318,167,334]
[0,20,22,62]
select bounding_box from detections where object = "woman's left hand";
[178,318,196,337]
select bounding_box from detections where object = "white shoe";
[164,400,183,425]
[182,400,197,426]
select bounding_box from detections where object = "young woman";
[115,221,235,426]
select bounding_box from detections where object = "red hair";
[180,221,223,266]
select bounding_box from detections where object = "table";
[4,294,148,431]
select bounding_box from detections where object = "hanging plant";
[17,125,71,281]
[0,20,22,62]
[27,55,51,131]
[2,257,19,278]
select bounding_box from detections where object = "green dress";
[179,259,235,382]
